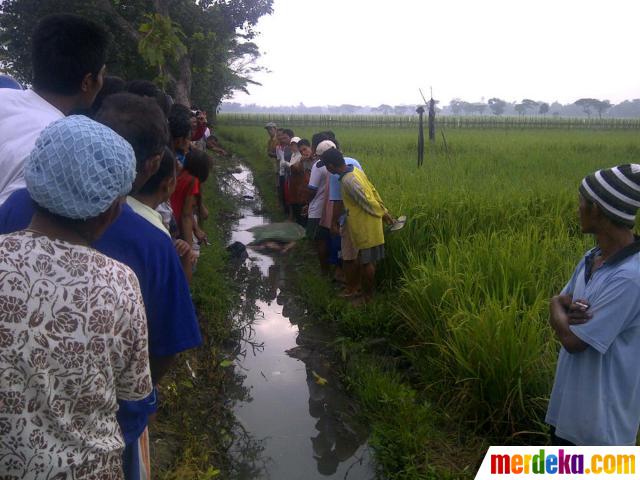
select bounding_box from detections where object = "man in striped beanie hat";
[546,164,640,446]
[578,164,640,228]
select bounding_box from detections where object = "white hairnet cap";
[25,115,136,220]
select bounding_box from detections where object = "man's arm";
[569,274,640,354]
[305,165,322,202]
[180,194,195,243]
[549,295,589,353]
[342,175,385,217]
[331,200,344,236]
[369,182,393,224]
[305,185,318,202]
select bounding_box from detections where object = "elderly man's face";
[578,193,599,234]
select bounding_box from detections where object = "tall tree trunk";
[173,55,192,106]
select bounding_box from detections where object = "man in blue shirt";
[0,93,202,478]
[547,164,640,445]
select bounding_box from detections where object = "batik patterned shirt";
[0,231,152,479]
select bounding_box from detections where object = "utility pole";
[428,86,436,143]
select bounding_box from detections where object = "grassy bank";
[150,155,238,479]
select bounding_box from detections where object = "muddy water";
[221,164,375,480]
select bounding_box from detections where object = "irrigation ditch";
[219,160,375,479]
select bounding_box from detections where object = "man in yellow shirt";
[319,147,393,302]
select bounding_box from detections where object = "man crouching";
[319,147,394,304]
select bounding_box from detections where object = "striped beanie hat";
[579,164,640,227]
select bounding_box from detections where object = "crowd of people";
[0,13,226,480]
[265,124,396,304]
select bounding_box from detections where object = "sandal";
[338,289,361,298]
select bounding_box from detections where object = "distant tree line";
[221,97,640,119]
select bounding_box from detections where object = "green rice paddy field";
[216,124,640,476]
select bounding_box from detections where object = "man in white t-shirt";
[305,139,336,274]
[0,14,108,206]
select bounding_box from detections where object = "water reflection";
[290,342,369,476]
[223,163,374,479]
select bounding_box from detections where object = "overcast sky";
[229,0,640,107]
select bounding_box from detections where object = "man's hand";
[195,227,209,245]
[383,212,395,225]
[174,239,191,257]
[567,298,592,325]
[174,239,199,265]
[330,221,340,237]
[200,204,209,221]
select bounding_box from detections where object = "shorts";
[306,218,330,241]
[358,244,385,265]
[340,224,358,261]
[122,427,151,480]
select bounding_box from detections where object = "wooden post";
[428,97,436,143]
[416,106,425,167]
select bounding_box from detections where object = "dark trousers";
[278,175,288,214]
[549,426,575,446]
[290,204,306,226]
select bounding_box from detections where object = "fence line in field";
[218,113,640,130]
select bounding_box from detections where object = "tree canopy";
[488,98,507,115]
[0,0,273,112]
[574,98,613,118]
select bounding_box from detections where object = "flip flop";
[388,215,407,232]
